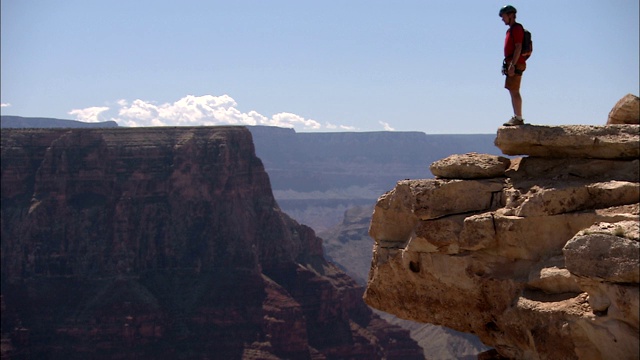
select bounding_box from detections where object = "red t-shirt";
[504,23,526,64]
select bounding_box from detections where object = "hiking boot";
[503,116,524,126]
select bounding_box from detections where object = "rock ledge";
[494,124,639,159]
[364,124,639,359]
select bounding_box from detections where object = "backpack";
[516,24,533,59]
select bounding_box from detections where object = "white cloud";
[1,103,11,108]
[325,122,357,131]
[70,94,354,131]
[68,106,110,122]
[379,121,395,131]
[271,112,321,129]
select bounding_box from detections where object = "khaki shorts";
[504,63,526,91]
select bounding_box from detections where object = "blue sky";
[1,0,638,133]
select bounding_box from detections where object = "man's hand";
[508,42,522,77]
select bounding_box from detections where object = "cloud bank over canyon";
[67,94,361,131]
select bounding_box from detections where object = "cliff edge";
[364,124,639,359]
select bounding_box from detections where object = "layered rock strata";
[1,127,423,359]
[364,124,640,359]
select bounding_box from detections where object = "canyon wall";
[0,127,423,359]
[248,126,499,232]
[364,124,639,359]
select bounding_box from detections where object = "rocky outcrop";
[364,124,640,359]
[1,127,423,359]
[607,94,640,125]
[495,124,639,159]
[320,205,491,359]
[429,153,510,180]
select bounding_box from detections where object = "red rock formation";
[1,127,422,359]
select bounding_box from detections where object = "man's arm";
[508,24,524,75]
[508,43,522,76]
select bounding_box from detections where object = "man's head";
[499,5,517,25]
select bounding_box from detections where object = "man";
[500,5,526,126]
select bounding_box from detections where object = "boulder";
[526,264,582,295]
[494,124,640,159]
[563,221,640,283]
[607,93,640,125]
[525,256,580,296]
[429,152,510,179]
[563,221,639,336]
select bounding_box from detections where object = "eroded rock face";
[1,127,423,359]
[364,124,640,359]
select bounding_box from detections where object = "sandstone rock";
[575,280,639,325]
[412,179,504,220]
[526,256,582,294]
[379,201,637,263]
[368,178,506,262]
[429,152,510,179]
[527,266,580,293]
[494,124,640,159]
[367,195,640,359]
[365,125,640,359]
[506,157,640,183]
[607,93,640,125]
[563,221,640,283]
[562,223,640,351]
[320,206,491,359]
[411,179,505,220]
[505,180,640,217]
[369,182,419,246]
[572,285,640,360]
[406,214,467,254]
[460,209,627,261]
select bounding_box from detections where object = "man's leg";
[503,66,525,125]
[509,88,522,118]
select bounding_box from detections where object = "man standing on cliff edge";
[500,5,526,126]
